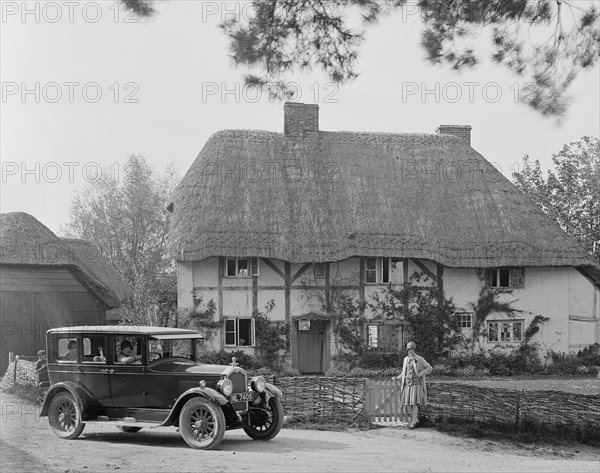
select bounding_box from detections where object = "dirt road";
[1,393,598,473]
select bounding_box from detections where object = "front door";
[297,320,328,374]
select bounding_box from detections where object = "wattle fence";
[3,365,598,435]
[273,376,600,435]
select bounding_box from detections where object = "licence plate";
[230,392,253,402]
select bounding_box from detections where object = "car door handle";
[100,369,115,374]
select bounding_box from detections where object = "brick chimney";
[436,125,472,146]
[284,102,319,137]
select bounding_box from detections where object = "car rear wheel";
[179,397,226,450]
[117,426,142,433]
[243,397,283,441]
[48,392,85,440]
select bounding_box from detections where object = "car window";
[82,336,107,364]
[56,337,78,363]
[114,336,143,364]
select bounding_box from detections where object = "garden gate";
[364,378,408,422]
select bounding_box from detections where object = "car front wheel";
[48,392,85,440]
[243,397,283,441]
[179,397,226,449]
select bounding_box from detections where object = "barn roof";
[0,212,124,308]
[167,104,600,284]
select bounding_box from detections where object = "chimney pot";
[284,102,319,137]
[436,125,472,146]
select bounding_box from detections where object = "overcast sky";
[1,1,599,235]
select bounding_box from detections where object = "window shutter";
[251,258,259,276]
[510,268,524,288]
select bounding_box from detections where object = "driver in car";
[117,340,142,363]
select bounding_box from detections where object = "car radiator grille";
[229,371,247,411]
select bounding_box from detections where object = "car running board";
[84,417,163,428]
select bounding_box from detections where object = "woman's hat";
[406,341,416,350]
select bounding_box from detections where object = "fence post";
[13,355,19,385]
[515,388,521,428]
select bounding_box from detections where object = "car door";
[78,335,112,406]
[108,335,147,407]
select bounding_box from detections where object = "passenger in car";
[62,341,78,361]
[117,340,142,363]
[93,347,106,362]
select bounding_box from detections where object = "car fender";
[264,382,283,401]
[40,381,90,417]
[162,387,227,426]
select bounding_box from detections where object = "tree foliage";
[64,155,179,324]
[123,0,599,117]
[512,136,600,261]
[253,300,288,368]
[370,273,461,363]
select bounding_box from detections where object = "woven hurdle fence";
[271,377,600,434]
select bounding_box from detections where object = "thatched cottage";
[168,102,600,373]
[0,212,127,369]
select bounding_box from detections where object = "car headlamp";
[217,378,233,396]
[250,376,266,393]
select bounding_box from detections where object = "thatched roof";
[60,238,130,302]
[168,111,600,284]
[0,212,123,308]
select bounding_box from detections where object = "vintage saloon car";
[40,326,284,449]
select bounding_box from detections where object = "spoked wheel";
[179,397,226,450]
[48,392,85,440]
[117,426,142,433]
[243,397,283,441]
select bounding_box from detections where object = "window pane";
[367,325,378,348]
[314,263,326,279]
[238,258,249,276]
[490,269,498,287]
[226,259,236,276]
[366,258,376,270]
[499,269,510,287]
[500,323,511,341]
[488,323,498,342]
[225,319,236,345]
[513,322,522,341]
[381,258,390,283]
[238,319,252,346]
[365,270,376,283]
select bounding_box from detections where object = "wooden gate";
[365,379,408,422]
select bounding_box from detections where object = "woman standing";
[396,341,432,429]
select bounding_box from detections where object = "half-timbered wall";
[179,257,600,367]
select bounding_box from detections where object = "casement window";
[366,322,410,351]
[485,267,524,288]
[313,263,326,279]
[225,257,259,277]
[487,320,523,343]
[225,318,255,347]
[457,313,473,337]
[364,258,403,284]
